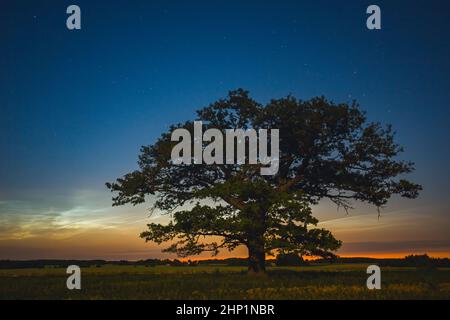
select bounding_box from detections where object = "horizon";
[2,252,450,262]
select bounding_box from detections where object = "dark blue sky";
[0,0,449,259]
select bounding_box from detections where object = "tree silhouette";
[106,89,421,274]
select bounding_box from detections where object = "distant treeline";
[0,259,184,269]
[1,254,449,269]
[0,258,247,269]
[334,255,450,268]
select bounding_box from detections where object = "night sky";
[1,0,449,260]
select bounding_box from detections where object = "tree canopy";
[106,89,421,274]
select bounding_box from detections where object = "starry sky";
[1,0,449,260]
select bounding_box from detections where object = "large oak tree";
[106,89,421,274]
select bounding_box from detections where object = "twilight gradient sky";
[0,0,449,260]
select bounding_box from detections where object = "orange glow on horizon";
[178,251,450,262]
[336,251,450,259]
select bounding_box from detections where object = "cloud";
[0,189,160,241]
[315,204,450,256]
[1,188,449,259]
[339,240,450,254]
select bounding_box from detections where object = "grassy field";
[1,264,449,299]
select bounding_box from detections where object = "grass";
[0,264,449,299]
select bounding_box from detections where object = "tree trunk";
[247,240,266,275]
